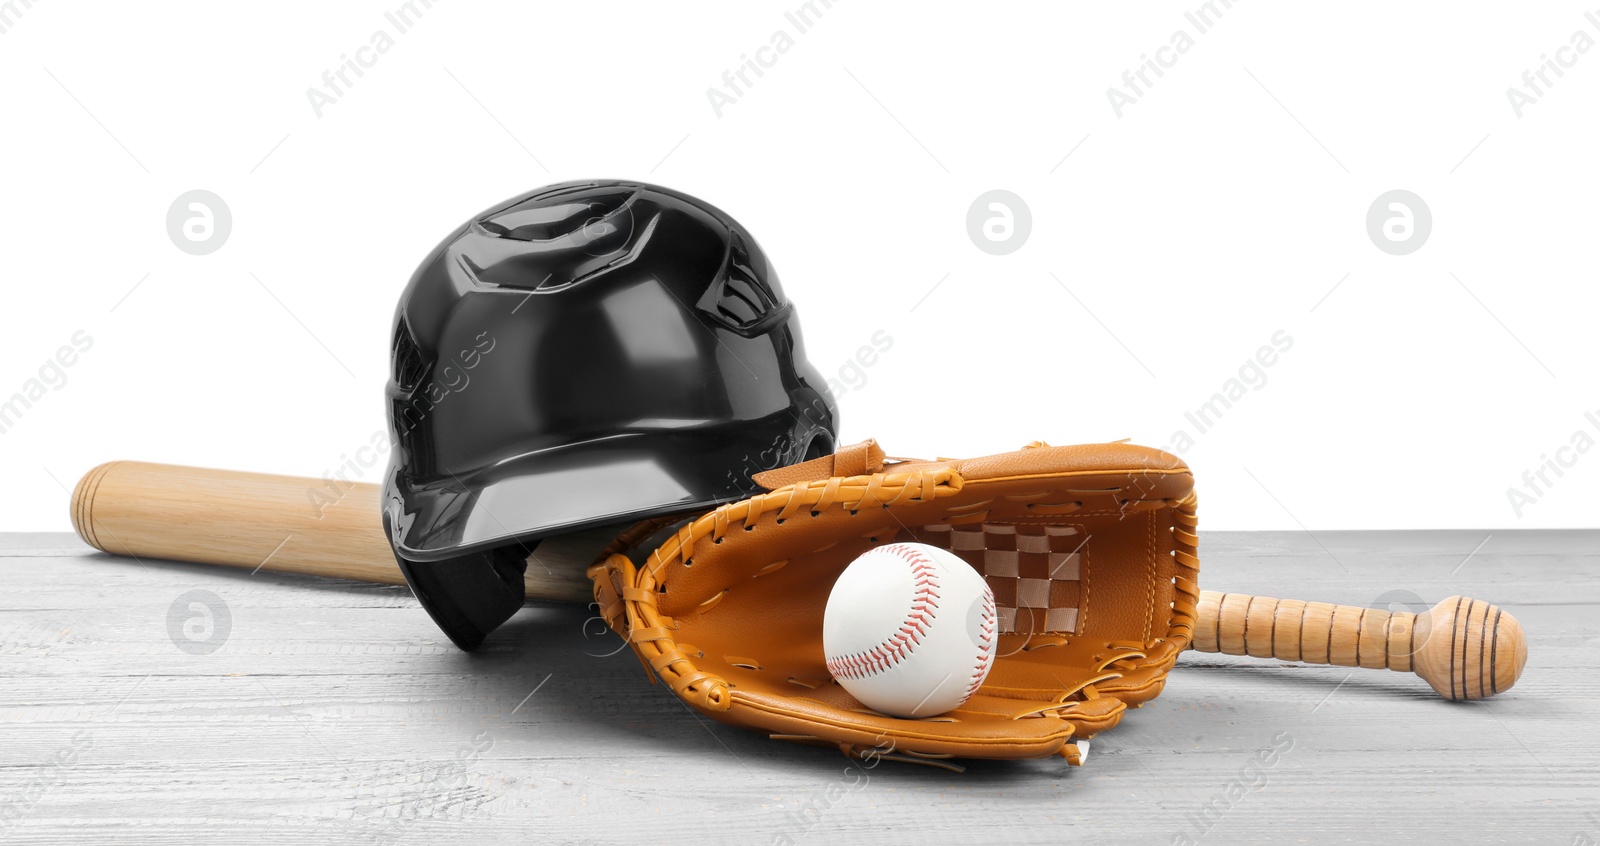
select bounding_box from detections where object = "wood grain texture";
[1193,590,1527,699]
[71,461,605,604]
[1,530,1596,845]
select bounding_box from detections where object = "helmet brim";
[385,424,817,562]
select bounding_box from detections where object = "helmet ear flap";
[394,543,532,651]
[803,433,834,462]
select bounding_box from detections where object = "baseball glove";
[588,439,1198,765]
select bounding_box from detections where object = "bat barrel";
[71,460,407,585]
[70,461,602,604]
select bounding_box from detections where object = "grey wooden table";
[1,530,1594,844]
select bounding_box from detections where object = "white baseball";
[823,542,996,718]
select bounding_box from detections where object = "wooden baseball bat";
[70,461,601,603]
[71,461,1527,700]
[1193,591,1525,701]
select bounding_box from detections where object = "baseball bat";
[70,461,599,603]
[71,461,1527,700]
[1193,590,1525,701]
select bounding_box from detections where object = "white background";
[1,1,1596,531]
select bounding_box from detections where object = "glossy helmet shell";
[382,180,837,649]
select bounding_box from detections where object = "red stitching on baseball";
[825,544,943,681]
[965,590,997,700]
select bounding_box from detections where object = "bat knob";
[1410,596,1527,701]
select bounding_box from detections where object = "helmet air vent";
[697,233,788,335]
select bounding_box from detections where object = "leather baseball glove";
[588,439,1198,765]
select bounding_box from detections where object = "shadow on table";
[1174,654,1448,702]
[101,554,1143,782]
[444,602,1117,784]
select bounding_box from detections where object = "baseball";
[823,542,997,718]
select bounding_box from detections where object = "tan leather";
[589,440,1199,765]
[751,438,886,489]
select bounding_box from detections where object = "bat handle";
[1191,590,1527,700]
